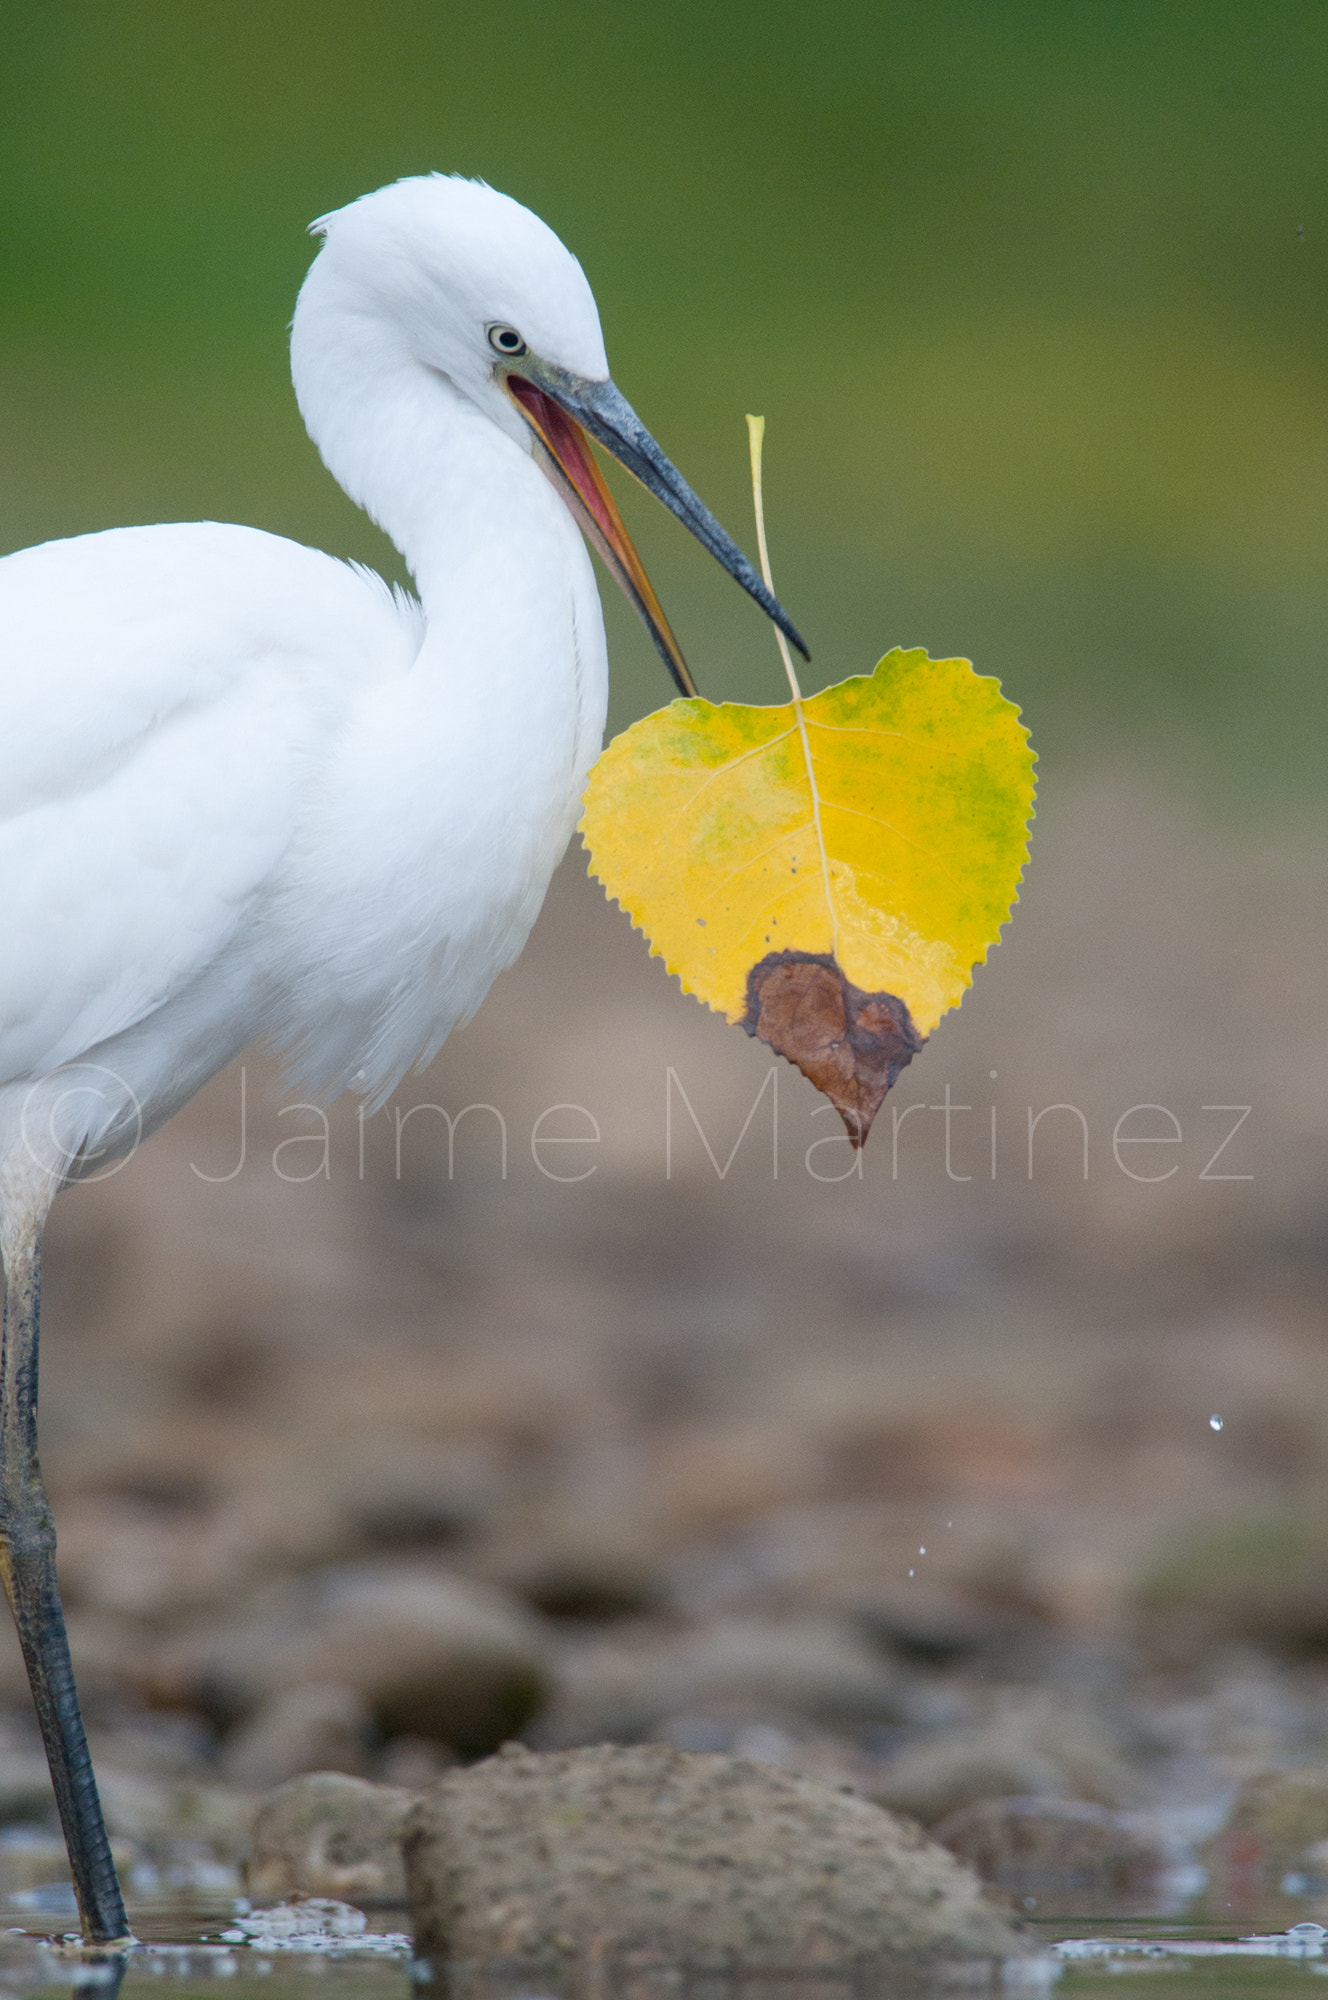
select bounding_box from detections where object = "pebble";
[246,1772,415,1905]
[537,1613,903,1748]
[94,1767,256,1860]
[656,1614,907,1729]
[934,1796,1175,1901]
[1201,1766,1328,1908]
[1136,1519,1328,1664]
[153,1563,551,1755]
[220,1682,374,1787]
[851,1584,1027,1666]
[869,1697,1145,1826]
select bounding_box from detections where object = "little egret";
[0,174,805,1940]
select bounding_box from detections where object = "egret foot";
[0,1228,129,1944]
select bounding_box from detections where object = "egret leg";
[0,1226,129,1943]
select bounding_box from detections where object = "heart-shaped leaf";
[580,422,1035,1147]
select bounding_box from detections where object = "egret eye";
[487,325,527,357]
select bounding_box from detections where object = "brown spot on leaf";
[740,951,925,1148]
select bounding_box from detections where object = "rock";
[221,1684,373,1788]
[529,1628,671,1747]
[375,1737,455,1790]
[851,1585,1029,1667]
[88,1711,216,1778]
[869,1696,1144,1826]
[246,1772,414,1905]
[647,1422,826,1530]
[339,1438,504,1553]
[872,1736,1065,1826]
[655,1717,877,1795]
[484,1537,664,1622]
[658,1615,906,1730]
[935,1797,1174,1905]
[1135,1518,1328,1663]
[153,1564,550,1756]
[1137,1663,1314,1769]
[537,1615,903,1749]
[405,1742,1029,1974]
[1201,1767,1328,1908]
[95,1769,256,1863]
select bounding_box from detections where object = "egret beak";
[505,368,808,699]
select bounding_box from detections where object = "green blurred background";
[1,0,1325,796]
[0,11,1325,1887]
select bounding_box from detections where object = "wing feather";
[0,522,419,1085]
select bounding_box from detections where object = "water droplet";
[907,1568,915,1578]
[918,1546,926,1555]
[1210,1414,1224,1432]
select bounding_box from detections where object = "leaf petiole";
[745,414,837,954]
[745,415,805,706]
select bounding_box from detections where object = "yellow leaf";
[579,422,1035,1147]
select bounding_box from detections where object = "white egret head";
[309,174,610,412]
[297,174,807,695]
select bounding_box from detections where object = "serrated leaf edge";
[579,655,1037,1030]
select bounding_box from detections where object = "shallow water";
[7,1892,1328,2000]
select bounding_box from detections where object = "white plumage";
[0,176,804,1942]
[0,177,617,1196]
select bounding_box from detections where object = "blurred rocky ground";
[4,769,1326,1921]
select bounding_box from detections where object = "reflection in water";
[407,1951,1059,1999]
[12,1906,1328,2000]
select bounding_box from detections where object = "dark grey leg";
[0,1229,130,1943]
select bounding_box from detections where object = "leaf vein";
[820,796,967,896]
[723,872,835,962]
[697,821,817,912]
[804,719,903,743]
[663,724,799,832]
